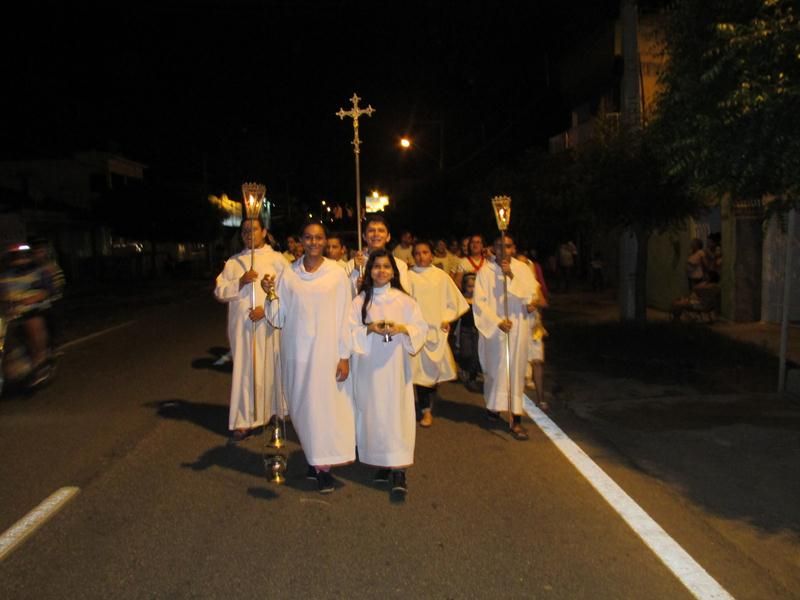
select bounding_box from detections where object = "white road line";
[0,487,79,561]
[60,321,137,349]
[524,396,734,600]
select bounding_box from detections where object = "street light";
[398,120,444,172]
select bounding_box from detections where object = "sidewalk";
[548,289,800,366]
[544,289,800,596]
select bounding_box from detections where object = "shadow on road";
[146,399,230,436]
[191,347,233,373]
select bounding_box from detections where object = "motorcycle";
[0,312,57,396]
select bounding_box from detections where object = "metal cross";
[336,93,375,251]
[336,93,375,156]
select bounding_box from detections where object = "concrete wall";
[647,226,690,311]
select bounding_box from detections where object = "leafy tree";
[572,118,700,320]
[653,0,800,206]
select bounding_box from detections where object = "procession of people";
[214,215,549,497]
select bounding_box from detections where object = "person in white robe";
[348,249,426,496]
[263,223,354,494]
[344,214,410,296]
[325,235,349,270]
[408,241,469,427]
[214,217,288,441]
[473,234,541,441]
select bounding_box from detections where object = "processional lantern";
[491,194,514,428]
[492,195,512,232]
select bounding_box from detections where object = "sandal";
[509,423,529,441]
[231,428,251,442]
[536,399,550,411]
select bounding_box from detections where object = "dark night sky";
[4,0,617,208]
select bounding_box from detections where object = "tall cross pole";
[336,93,375,251]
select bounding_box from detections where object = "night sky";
[4,0,617,216]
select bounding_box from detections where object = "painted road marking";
[0,487,80,561]
[524,397,734,600]
[60,321,137,349]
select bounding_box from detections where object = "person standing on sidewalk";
[474,235,541,440]
[214,216,288,442]
[408,240,469,427]
[263,222,354,494]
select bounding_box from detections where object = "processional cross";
[336,93,375,250]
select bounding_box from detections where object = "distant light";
[321,200,326,205]
[308,213,313,218]
[400,138,411,148]
[372,190,379,198]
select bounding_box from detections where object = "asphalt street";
[0,293,795,598]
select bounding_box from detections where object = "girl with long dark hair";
[348,249,427,497]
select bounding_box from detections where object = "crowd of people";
[214,215,549,497]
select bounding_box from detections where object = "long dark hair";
[359,248,406,325]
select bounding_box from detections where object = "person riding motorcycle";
[0,243,53,388]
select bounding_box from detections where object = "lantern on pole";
[491,195,514,428]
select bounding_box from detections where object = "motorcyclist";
[0,243,52,385]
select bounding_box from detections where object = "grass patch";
[548,320,779,394]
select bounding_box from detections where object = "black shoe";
[373,468,391,483]
[466,380,482,393]
[317,470,335,494]
[486,409,501,421]
[391,470,407,495]
[306,465,317,480]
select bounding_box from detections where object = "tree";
[572,118,700,320]
[653,0,800,206]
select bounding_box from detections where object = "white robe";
[348,285,427,467]
[214,246,288,430]
[408,265,469,387]
[473,258,540,414]
[345,252,411,298]
[266,258,355,466]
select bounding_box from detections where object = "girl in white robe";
[473,235,540,440]
[348,249,427,496]
[263,223,354,493]
[408,241,469,427]
[214,217,288,440]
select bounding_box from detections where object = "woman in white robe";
[348,249,426,496]
[263,223,354,493]
[408,241,469,427]
[214,217,288,440]
[473,235,540,440]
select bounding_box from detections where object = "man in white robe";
[344,214,410,296]
[473,235,540,440]
[264,223,354,493]
[214,217,288,441]
[408,241,469,427]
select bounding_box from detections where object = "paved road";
[0,294,793,598]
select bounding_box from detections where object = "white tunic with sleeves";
[348,285,426,467]
[408,265,469,387]
[473,257,540,414]
[214,246,289,430]
[266,258,355,466]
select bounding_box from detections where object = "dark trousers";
[415,384,436,413]
[456,327,480,380]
